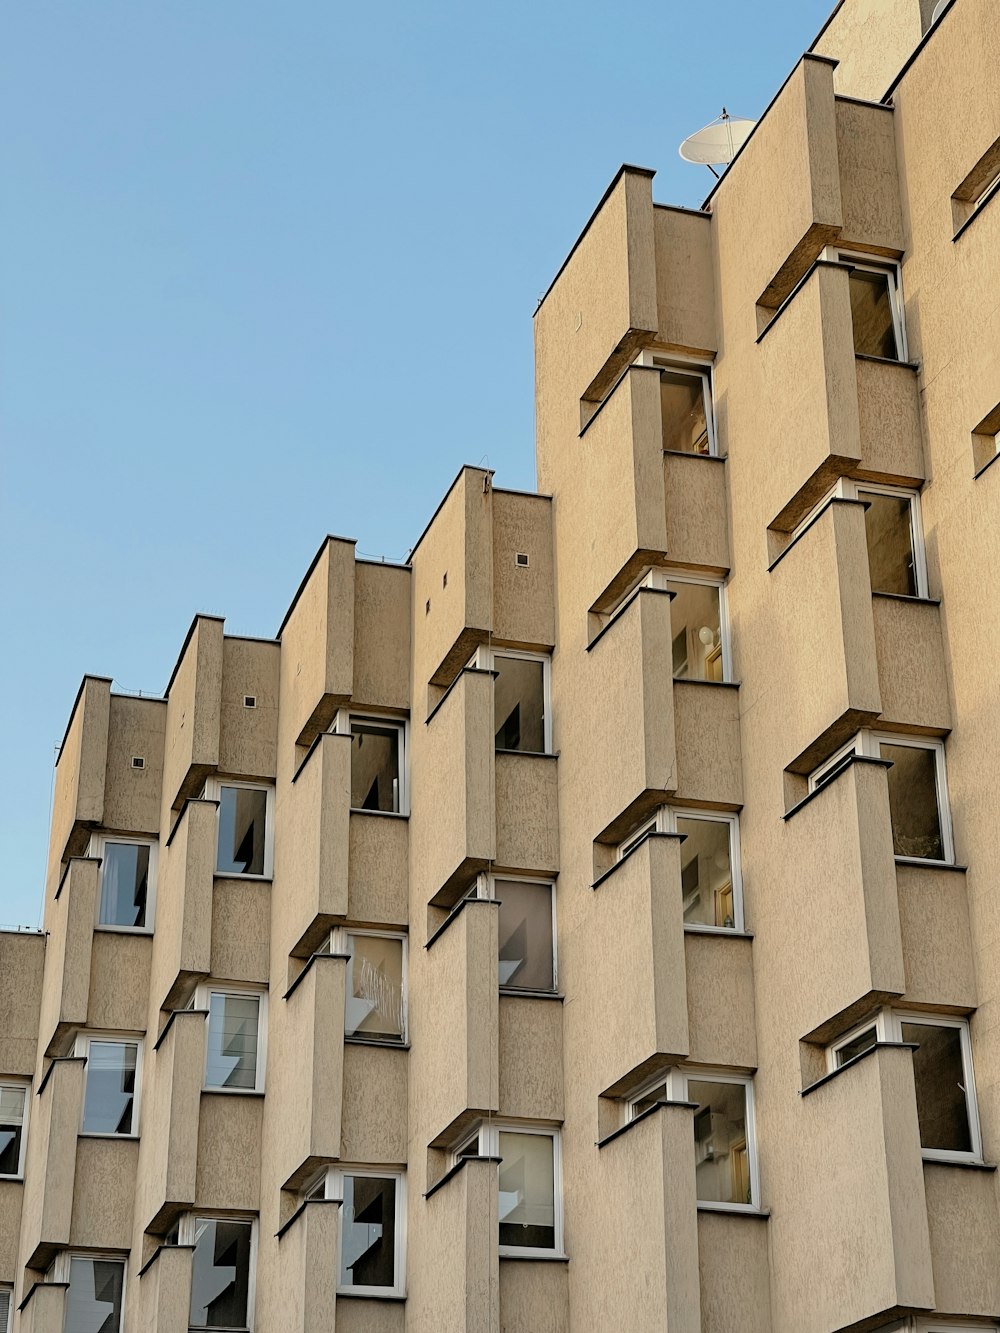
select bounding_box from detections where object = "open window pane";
[659,369,710,455]
[340,1175,397,1290]
[494,656,546,752]
[880,743,944,860]
[350,721,401,812]
[498,1131,555,1250]
[860,491,917,596]
[206,993,260,1090]
[900,1022,973,1154]
[676,818,735,928]
[496,880,554,991]
[689,1080,752,1206]
[189,1218,252,1329]
[82,1042,137,1135]
[345,935,405,1041]
[848,268,900,359]
[835,1026,878,1066]
[217,786,267,875]
[99,842,150,928]
[65,1256,124,1333]
[0,1086,26,1176]
[667,582,724,682]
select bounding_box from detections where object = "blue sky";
[1,0,831,925]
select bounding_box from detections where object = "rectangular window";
[794,480,927,597]
[655,362,715,456]
[617,808,743,932]
[453,1124,562,1256]
[492,653,549,753]
[187,1216,253,1330]
[471,877,557,992]
[832,252,906,360]
[91,837,155,930]
[75,1037,140,1136]
[308,1167,405,1296]
[197,988,266,1093]
[206,782,273,878]
[972,402,1000,475]
[666,577,729,682]
[0,1083,28,1178]
[331,929,407,1043]
[331,711,408,814]
[63,1255,126,1333]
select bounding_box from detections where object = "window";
[452,1124,562,1256]
[0,1286,10,1333]
[809,732,952,863]
[470,876,557,992]
[329,929,407,1043]
[90,836,156,930]
[793,480,927,598]
[952,137,1000,233]
[665,575,730,682]
[472,648,552,754]
[829,1011,981,1163]
[332,712,408,814]
[205,781,273,878]
[58,1254,126,1333]
[636,353,716,456]
[627,1069,759,1209]
[828,251,906,361]
[195,987,266,1093]
[972,403,1000,475]
[307,1167,405,1296]
[617,808,743,932]
[0,1083,28,1178]
[169,1215,255,1331]
[74,1036,140,1136]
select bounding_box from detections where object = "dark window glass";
[205,993,260,1090]
[350,722,401,812]
[82,1042,137,1135]
[496,880,554,991]
[217,787,267,875]
[632,1081,668,1117]
[65,1256,125,1333]
[860,491,917,596]
[340,1175,397,1289]
[880,744,944,860]
[659,368,710,454]
[498,1131,555,1249]
[494,657,546,753]
[0,1085,26,1175]
[189,1218,252,1329]
[848,268,900,359]
[901,1022,973,1153]
[99,843,150,928]
[835,1026,878,1067]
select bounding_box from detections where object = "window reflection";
[859,490,917,596]
[667,582,724,681]
[848,268,900,360]
[676,818,735,928]
[217,787,267,876]
[350,721,401,812]
[494,656,546,752]
[340,1175,397,1290]
[496,880,554,991]
[189,1218,252,1330]
[99,842,150,928]
[689,1080,751,1206]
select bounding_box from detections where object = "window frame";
[203,779,275,879]
[49,1251,127,1332]
[0,1284,10,1333]
[616,806,744,933]
[88,833,158,933]
[308,1165,406,1298]
[635,349,718,457]
[471,873,558,994]
[472,647,553,756]
[825,247,908,362]
[452,1122,564,1259]
[0,1079,29,1180]
[827,1009,982,1164]
[329,927,409,1044]
[192,984,268,1095]
[72,1032,142,1138]
[172,1211,257,1332]
[657,570,732,683]
[332,710,410,816]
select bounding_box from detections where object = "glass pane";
[497,880,554,991]
[99,842,150,928]
[217,787,267,875]
[189,1218,252,1329]
[65,1256,124,1333]
[860,491,917,596]
[350,722,401,812]
[632,1081,668,1116]
[901,1022,973,1153]
[666,582,724,682]
[345,935,405,1040]
[689,1080,752,1206]
[494,657,546,752]
[82,1042,137,1135]
[659,368,710,455]
[206,993,260,1090]
[835,1026,877,1066]
[498,1132,555,1249]
[848,269,900,359]
[676,818,735,928]
[340,1175,397,1290]
[0,1086,25,1175]
[880,744,944,860]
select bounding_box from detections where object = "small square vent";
[515,552,530,568]
[131,756,145,770]
[244,695,257,709]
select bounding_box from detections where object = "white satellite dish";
[679,109,755,178]
[930,0,948,21]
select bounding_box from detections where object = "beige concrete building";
[2,0,1000,1328]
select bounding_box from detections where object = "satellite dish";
[930,0,948,20]
[679,109,755,178]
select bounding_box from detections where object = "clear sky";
[1,0,831,926]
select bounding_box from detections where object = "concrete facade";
[2,0,999,1328]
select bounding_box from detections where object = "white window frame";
[452,1122,564,1258]
[88,834,158,933]
[307,1165,406,1297]
[0,1285,11,1333]
[471,647,553,755]
[329,927,409,1044]
[173,1212,257,1332]
[627,1067,760,1211]
[471,873,558,993]
[331,710,410,816]
[203,779,275,879]
[0,1079,30,1180]
[616,806,744,933]
[635,349,718,457]
[808,730,954,864]
[827,1009,982,1164]
[915,1322,999,1333]
[824,247,907,362]
[49,1252,127,1332]
[73,1032,142,1138]
[656,570,732,683]
[192,984,268,1094]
